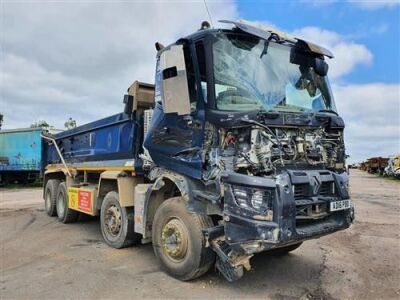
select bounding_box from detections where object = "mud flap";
[204,226,249,282]
[215,257,244,282]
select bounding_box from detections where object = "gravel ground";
[0,169,399,299]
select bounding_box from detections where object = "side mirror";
[123,94,134,115]
[159,44,191,115]
[290,47,329,77]
[313,58,329,76]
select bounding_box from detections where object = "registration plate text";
[330,200,351,212]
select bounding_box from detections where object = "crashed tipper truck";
[42,20,354,281]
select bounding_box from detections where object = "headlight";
[231,185,273,213]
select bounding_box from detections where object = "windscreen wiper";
[260,34,279,59]
[318,109,338,116]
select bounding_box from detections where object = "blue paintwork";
[46,113,139,167]
[0,128,43,171]
[144,103,204,180]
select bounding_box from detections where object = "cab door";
[144,42,206,179]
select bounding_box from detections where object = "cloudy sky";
[1,0,399,163]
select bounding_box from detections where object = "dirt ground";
[1,169,399,299]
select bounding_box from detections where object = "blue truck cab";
[43,20,354,282]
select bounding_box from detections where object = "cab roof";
[177,19,334,59]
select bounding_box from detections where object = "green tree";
[64,117,77,129]
[30,120,52,129]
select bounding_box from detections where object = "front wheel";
[152,197,215,281]
[100,191,141,249]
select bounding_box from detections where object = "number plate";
[330,200,351,212]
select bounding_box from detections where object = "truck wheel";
[100,191,141,249]
[152,197,215,281]
[44,179,60,216]
[270,242,302,255]
[56,182,79,223]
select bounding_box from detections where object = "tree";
[0,113,3,130]
[30,120,52,129]
[64,117,77,129]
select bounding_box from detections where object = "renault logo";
[311,176,321,195]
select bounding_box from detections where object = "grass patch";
[0,181,43,189]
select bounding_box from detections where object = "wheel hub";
[105,205,122,237]
[161,218,188,261]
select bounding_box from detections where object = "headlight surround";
[231,185,274,213]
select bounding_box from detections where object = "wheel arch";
[137,168,221,240]
[43,170,67,198]
[141,169,189,240]
[97,170,143,211]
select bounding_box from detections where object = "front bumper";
[221,170,354,255]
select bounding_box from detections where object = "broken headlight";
[231,185,274,213]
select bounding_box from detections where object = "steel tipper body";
[42,81,153,242]
[42,20,354,282]
[0,128,45,184]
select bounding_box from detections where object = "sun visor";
[219,20,272,41]
[295,38,334,58]
[219,20,334,58]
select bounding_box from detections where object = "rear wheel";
[56,182,79,223]
[152,197,215,281]
[100,191,141,249]
[44,179,60,216]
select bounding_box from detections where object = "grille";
[319,182,335,197]
[295,200,328,221]
[293,181,335,199]
[293,184,308,200]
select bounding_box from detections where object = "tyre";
[44,179,60,216]
[152,197,215,281]
[56,182,79,223]
[100,191,141,249]
[269,242,302,255]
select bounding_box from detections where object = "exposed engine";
[203,122,345,180]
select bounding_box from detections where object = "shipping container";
[0,128,44,184]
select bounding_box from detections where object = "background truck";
[0,128,45,184]
[365,157,389,174]
[384,155,400,178]
[42,20,354,281]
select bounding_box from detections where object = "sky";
[0,0,399,163]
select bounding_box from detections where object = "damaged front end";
[200,115,354,281]
[222,169,353,252]
[205,167,353,281]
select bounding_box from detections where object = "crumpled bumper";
[221,170,354,255]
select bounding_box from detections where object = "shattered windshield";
[213,33,336,113]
